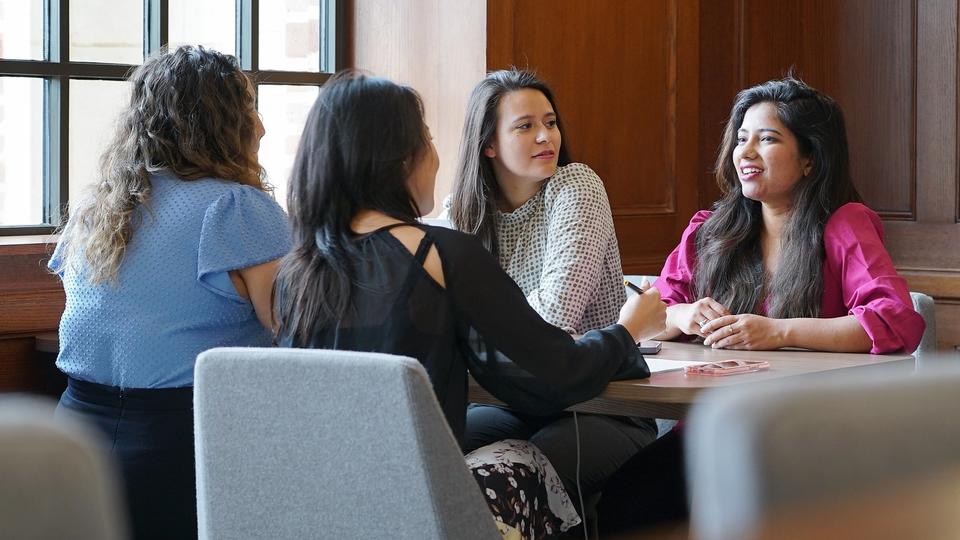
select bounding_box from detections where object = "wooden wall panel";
[0,337,64,395]
[0,243,64,335]
[0,240,64,394]
[736,0,916,219]
[697,0,738,210]
[487,0,700,274]
[935,301,960,352]
[349,0,486,217]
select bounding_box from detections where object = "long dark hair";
[59,45,264,283]
[693,77,863,318]
[448,69,571,255]
[274,71,429,345]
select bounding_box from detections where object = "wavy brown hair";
[448,69,571,255]
[693,77,863,318]
[57,45,265,283]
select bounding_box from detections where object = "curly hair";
[59,45,265,284]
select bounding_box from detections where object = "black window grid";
[0,0,343,235]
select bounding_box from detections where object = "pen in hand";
[624,279,651,295]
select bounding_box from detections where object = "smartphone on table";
[637,341,661,355]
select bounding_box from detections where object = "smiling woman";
[734,102,812,209]
[652,77,924,355]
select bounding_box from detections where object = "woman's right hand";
[617,287,667,343]
[666,297,731,337]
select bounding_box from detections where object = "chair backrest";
[686,365,960,540]
[0,396,127,540]
[194,347,500,540]
[910,291,938,357]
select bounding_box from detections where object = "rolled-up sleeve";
[825,204,925,354]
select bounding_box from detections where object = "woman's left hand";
[701,314,787,350]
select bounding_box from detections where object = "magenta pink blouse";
[654,203,925,354]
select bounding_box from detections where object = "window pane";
[70,0,143,64]
[169,0,236,56]
[0,0,43,60]
[69,80,129,207]
[0,77,44,226]
[259,0,321,72]
[257,84,319,208]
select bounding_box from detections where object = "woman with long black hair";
[597,77,924,536]
[655,77,923,353]
[273,71,665,538]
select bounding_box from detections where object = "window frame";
[0,0,343,235]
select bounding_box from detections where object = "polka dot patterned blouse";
[495,163,625,335]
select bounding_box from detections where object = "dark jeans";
[596,428,688,534]
[57,377,196,540]
[463,404,657,509]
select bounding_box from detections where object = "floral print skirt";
[466,439,581,539]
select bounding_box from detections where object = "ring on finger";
[698,319,709,328]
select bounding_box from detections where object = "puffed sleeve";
[429,227,649,415]
[197,185,291,300]
[654,210,712,306]
[824,203,924,354]
[530,164,620,333]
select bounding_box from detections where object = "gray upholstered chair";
[0,396,127,540]
[685,364,960,540]
[194,347,500,540]
[910,291,938,358]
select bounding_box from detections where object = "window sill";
[0,235,59,255]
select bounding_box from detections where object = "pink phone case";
[684,359,770,376]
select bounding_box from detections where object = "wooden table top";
[469,341,914,418]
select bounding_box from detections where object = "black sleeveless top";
[278,224,648,443]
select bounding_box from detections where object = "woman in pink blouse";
[655,77,923,354]
[597,76,925,538]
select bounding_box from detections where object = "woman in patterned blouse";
[448,69,658,513]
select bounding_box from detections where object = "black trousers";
[595,428,689,534]
[463,404,657,510]
[57,377,196,540]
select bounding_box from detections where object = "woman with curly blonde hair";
[50,45,289,539]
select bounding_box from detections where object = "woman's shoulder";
[825,202,882,239]
[421,223,482,250]
[199,179,283,216]
[546,162,605,192]
[542,162,611,212]
[827,202,880,222]
[155,171,269,197]
[688,209,713,228]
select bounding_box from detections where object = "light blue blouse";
[49,172,291,388]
